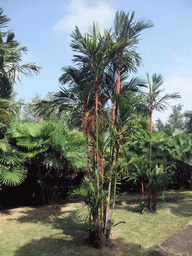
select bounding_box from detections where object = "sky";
[1,0,192,124]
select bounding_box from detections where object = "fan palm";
[0,134,27,187]
[6,120,87,203]
[0,98,19,125]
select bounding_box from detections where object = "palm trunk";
[108,60,121,233]
[84,111,90,173]
[153,187,158,211]
[116,64,120,93]
[149,108,152,211]
[112,102,115,125]
[92,139,95,167]
[101,155,104,187]
[104,145,115,236]
[110,147,119,226]
[140,179,144,199]
[112,56,121,124]
[150,108,153,134]
[101,155,104,231]
[148,180,152,211]
[95,77,99,196]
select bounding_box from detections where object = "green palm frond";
[114,11,154,42]
[0,9,41,84]
[150,165,171,190]
[0,138,9,152]
[0,8,10,29]
[140,73,180,113]
[7,63,41,83]
[0,98,19,123]
[0,166,27,186]
[72,176,108,219]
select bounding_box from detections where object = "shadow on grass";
[13,232,155,256]
[9,203,155,256]
[6,204,75,223]
[157,199,192,218]
[169,200,192,218]
[116,196,192,216]
[0,206,11,215]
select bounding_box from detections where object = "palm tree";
[0,8,41,130]
[111,11,153,123]
[70,22,130,198]
[0,128,26,187]
[0,8,41,94]
[129,156,149,199]
[0,32,41,84]
[169,130,192,189]
[5,120,87,203]
[140,73,180,210]
[0,98,18,124]
[142,73,180,134]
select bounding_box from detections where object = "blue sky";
[1,0,192,124]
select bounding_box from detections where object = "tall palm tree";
[140,73,180,211]
[112,11,153,122]
[142,73,180,134]
[70,22,129,194]
[110,11,153,190]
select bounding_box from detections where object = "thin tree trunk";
[101,155,104,187]
[95,77,99,197]
[92,139,95,167]
[108,146,119,240]
[116,64,121,93]
[150,108,153,134]
[112,55,121,124]
[141,179,144,199]
[108,60,121,232]
[148,180,152,211]
[112,102,115,125]
[104,145,115,235]
[148,108,152,211]
[101,155,104,232]
[112,147,119,211]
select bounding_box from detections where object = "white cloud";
[53,0,115,35]
[153,75,192,124]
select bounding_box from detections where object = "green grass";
[163,189,192,198]
[0,191,192,256]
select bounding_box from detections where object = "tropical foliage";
[0,8,41,188]
[0,7,192,250]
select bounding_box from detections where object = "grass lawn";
[0,191,192,256]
